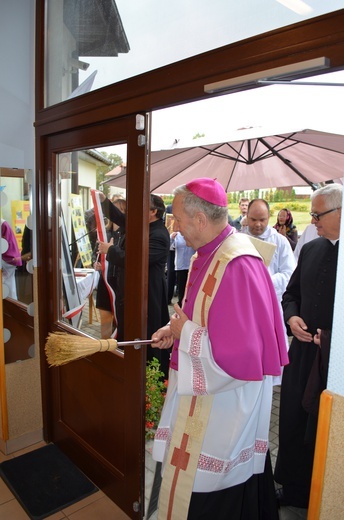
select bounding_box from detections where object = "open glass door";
[0,168,34,365]
[39,116,150,518]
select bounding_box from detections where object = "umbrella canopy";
[104,129,344,193]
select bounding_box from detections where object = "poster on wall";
[61,211,82,329]
[165,213,175,233]
[69,193,93,268]
[11,200,31,250]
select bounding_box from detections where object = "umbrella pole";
[259,137,317,190]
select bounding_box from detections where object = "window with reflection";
[0,169,34,306]
[44,0,342,107]
[0,168,35,363]
[57,145,127,341]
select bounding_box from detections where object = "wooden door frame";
[36,117,149,517]
[35,5,344,133]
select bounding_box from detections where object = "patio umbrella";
[104,129,344,193]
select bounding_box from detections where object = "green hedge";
[164,198,310,215]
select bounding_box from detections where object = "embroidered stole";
[158,233,262,520]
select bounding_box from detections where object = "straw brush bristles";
[45,332,118,367]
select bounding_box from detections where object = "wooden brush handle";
[117,339,154,346]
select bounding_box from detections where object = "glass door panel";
[0,168,34,363]
[42,115,148,518]
[44,0,342,105]
[56,145,127,339]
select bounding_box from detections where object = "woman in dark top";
[100,194,171,377]
[93,216,125,339]
[273,208,298,250]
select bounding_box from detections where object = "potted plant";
[145,358,168,440]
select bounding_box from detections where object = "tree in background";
[193,132,205,140]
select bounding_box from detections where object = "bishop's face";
[172,194,202,250]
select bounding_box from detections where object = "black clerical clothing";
[274,237,339,508]
[231,215,243,230]
[102,198,170,376]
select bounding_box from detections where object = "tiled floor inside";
[0,298,307,519]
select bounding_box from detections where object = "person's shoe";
[275,487,289,508]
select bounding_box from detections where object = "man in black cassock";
[99,193,171,378]
[274,183,342,509]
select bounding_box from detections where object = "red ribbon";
[91,190,117,337]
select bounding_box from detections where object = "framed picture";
[69,193,93,268]
[61,212,82,329]
[165,213,175,233]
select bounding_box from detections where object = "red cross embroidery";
[167,398,197,518]
[171,433,190,471]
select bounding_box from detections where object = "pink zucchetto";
[186,178,228,207]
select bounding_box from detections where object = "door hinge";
[136,114,145,130]
[138,134,146,147]
[133,500,141,512]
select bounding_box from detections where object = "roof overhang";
[64,0,130,57]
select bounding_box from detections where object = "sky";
[150,70,344,150]
[102,69,344,162]
[81,1,344,158]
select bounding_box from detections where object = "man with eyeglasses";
[274,183,342,511]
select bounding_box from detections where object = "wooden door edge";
[308,389,333,519]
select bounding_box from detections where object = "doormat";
[0,443,98,520]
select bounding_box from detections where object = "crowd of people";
[86,180,342,519]
[95,191,171,378]
[92,196,126,340]
[274,184,342,509]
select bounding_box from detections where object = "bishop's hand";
[170,304,188,340]
[151,325,174,349]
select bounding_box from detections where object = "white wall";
[0,0,35,170]
[78,158,97,191]
[0,1,43,452]
[327,190,344,396]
